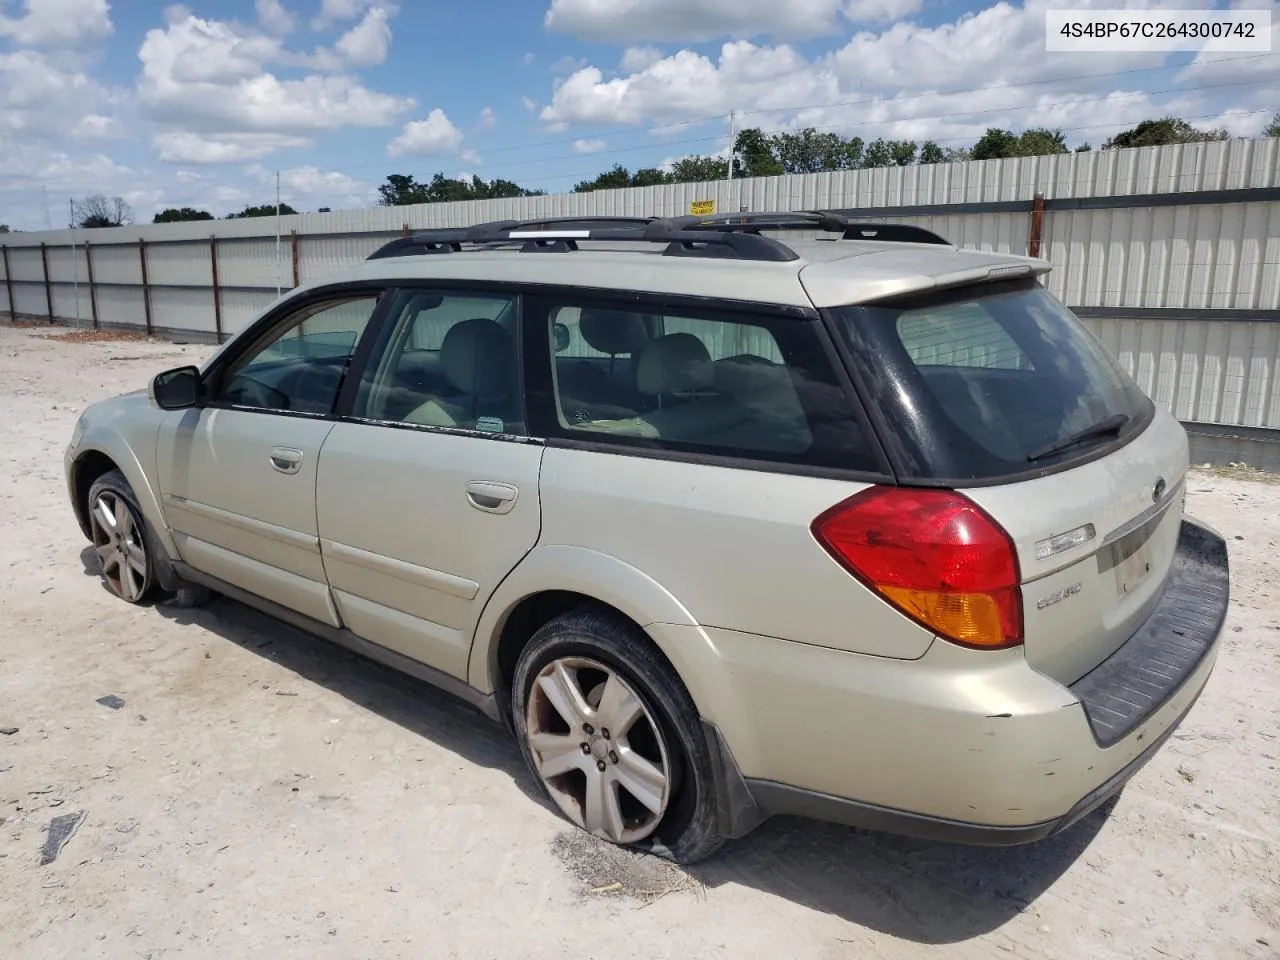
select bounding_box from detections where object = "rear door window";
[829,280,1153,481]
[526,294,884,475]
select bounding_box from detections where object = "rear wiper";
[1027,414,1129,462]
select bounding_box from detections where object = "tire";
[87,469,157,604]
[512,602,725,864]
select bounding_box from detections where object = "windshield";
[828,280,1154,482]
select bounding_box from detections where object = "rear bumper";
[736,680,1204,845]
[1070,518,1229,746]
[681,518,1229,842]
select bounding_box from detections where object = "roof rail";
[675,210,951,246]
[364,210,951,262]
[367,216,799,262]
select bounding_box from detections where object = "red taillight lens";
[811,486,1023,649]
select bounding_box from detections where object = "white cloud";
[844,0,922,21]
[153,131,311,163]
[1,48,104,139]
[620,47,664,72]
[551,54,588,74]
[312,0,367,29]
[332,6,391,67]
[459,148,481,165]
[572,138,607,153]
[136,12,414,138]
[522,51,535,65]
[537,0,1280,149]
[545,0,852,42]
[256,0,296,34]
[387,108,463,157]
[521,95,536,111]
[478,106,495,129]
[0,0,113,47]
[541,42,836,128]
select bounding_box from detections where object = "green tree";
[771,128,864,172]
[378,173,543,204]
[227,203,298,218]
[573,164,643,192]
[918,141,945,164]
[733,127,784,177]
[1015,127,1068,156]
[1102,116,1228,149]
[631,167,670,187]
[73,195,133,228]
[1075,143,1093,152]
[1264,112,1280,138]
[970,128,1019,161]
[668,155,729,182]
[0,223,9,233]
[862,138,917,167]
[153,207,214,223]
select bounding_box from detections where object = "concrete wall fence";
[3,138,1279,468]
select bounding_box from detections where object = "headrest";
[440,318,514,395]
[578,308,649,356]
[637,333,713,395]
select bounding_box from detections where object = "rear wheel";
[512,603,725,864]
[87,470,155,604]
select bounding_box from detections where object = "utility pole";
[275,170,282,298]
[70,199,82,327]
[727,109,736,184]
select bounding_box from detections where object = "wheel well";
[72,450,119,537]
[494,590,680,728]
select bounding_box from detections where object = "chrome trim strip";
[1102,479,1184,546]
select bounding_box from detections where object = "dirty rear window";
[828,280,1154,482]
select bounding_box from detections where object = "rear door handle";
[269,446,304,475]
[466,481,518,514]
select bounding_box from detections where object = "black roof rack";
[365,211,951,263]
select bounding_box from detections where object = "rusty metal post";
[138,238,153,336]
[210,234,223,343]
[291,229,300,287]
[84,242,99,329]
[402,222,410,238]
[1028,192,1045,259]
[40,241,54,321]
[1,245,14,321]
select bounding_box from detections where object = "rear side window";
[525,296,883,474]
[830,280,1153,481]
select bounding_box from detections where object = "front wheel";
[87,470,156,604]
[512,603,725,864]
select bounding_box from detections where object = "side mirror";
[552,322,571,354]
[150,365,201,410]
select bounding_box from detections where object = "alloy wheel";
[525,656,672,844]
[90,491,148,602]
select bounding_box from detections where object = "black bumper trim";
[741,683,1205,847]
[1070,519,1229,747]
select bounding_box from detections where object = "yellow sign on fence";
[689,200,716,216]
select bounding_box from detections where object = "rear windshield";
[828,280,1154,482]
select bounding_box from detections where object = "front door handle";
[466,481,518,515]
[269,446,304,475]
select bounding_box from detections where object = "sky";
[1,0,1276,229]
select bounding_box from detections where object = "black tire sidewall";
[86,469,156,604]
[511,603,724,864]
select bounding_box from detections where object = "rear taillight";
[812,486,1023,649]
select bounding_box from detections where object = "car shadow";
[690,800,1111,943]
[120,563,1108,945]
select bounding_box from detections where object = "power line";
[462,108,1279,191]
[366,77,1278,182]
[327,52,1275,174]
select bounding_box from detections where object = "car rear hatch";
[824,277,1198,686]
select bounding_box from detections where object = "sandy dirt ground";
[0,321,1277,960]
